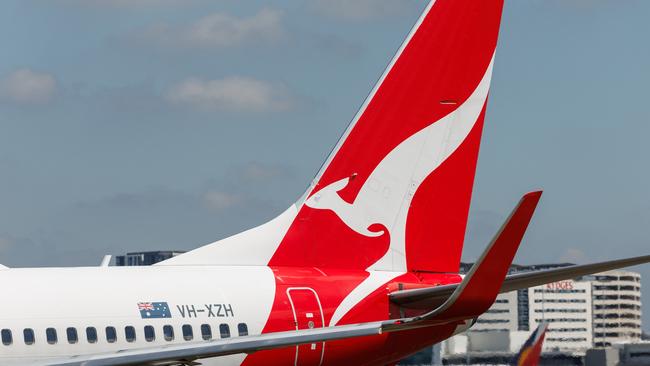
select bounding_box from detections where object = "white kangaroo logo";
[307,57,493,269]
[306,177,385,237]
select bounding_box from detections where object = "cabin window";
[105,326,117,343]
[163,325,174,341]
[86,327,97,343]
[125,326,136,343]
[1,329,12,346]
[46,328,58,344]
[144,325,155,342]
[182,324,193,341]
[23,329,35,345]
[219,324,230,339]
[200,324,212,340]
[67,327,78,344]
[238,323,248,337]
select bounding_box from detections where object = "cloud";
[165,76,292,112]
[559,247,590,264]
[0,69,57,105]
[202,191,243,211]
[0,235,13,253]
[72,0,187,7]
[139,8,285,48]
[237,162,289,182]
[313,0,418,21]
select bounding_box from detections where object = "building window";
[220,324,230,338]
[144,326,155,342]
[201,324,212,340]
[238,323,248,337]
[67,327,78,344]
[23,329,35,345]
[106,327,117,343]
[486,309,509,314]
[86,327,97,344]
[1,329,12,346]
[163,325,174,341]
[182,324,193,341]
[125,326,136,343]
[476,319,509,324]
[517,288,529,331]
[46,328,58,345]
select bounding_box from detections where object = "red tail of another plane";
[515,323,548,366]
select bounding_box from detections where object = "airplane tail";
[160,0,505,272]
[514,323,548,366]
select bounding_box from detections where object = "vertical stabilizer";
[269,0,505,273]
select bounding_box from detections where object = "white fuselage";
[0,266,276,365]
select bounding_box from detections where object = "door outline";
[286,287,325,366]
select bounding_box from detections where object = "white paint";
[158,205,298,266]
[329,270,403,326]
[0,266,275,366]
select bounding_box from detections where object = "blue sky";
[0,0,649,329]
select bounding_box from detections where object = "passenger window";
[67,327,78,344]
[144,325,155,342]
[46,328,58,345]
[219,324,230,339]
[238,323,248,337]
[23,328,35,345]
[105,326,117,343]
[1,329,12,346]
[125,326,136,343]
[86,327,97,344]
[163,325,174,341]
[182,324,193,341]
[200,324,212,340]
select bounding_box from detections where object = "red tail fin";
[270,0,505,272]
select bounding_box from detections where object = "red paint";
[247,1,511,365]
[287,289,325,366]
[270,0,505,277]
[405,103,487,273]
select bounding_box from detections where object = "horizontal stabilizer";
[391,255,650,310]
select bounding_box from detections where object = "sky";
[0,0,649,329]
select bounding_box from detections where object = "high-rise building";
[589,270,642,347]
[441,266,642,361]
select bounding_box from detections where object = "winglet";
[385,191,542,329]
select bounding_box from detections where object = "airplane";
[0,0,648,365]
[515,323,548,366]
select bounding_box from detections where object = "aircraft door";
[287,288,325,366]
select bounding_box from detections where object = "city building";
[439,264,642,364]
[114,250,185,266]
[589,271,642,347]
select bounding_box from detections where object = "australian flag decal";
[138,302,172,319]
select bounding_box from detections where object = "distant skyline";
[0,0,648,331]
